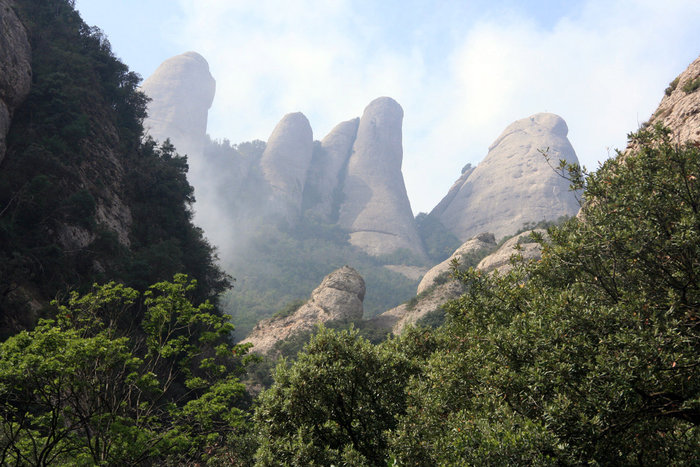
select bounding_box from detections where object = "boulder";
[260,112,314,218]
[338,97,426,258]
[433,113,580,241]
[241,266,365,355]
[0,0,31,163]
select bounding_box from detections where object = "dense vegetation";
[0,0,228,336]
[252,126,700,465]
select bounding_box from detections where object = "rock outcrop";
[338,97,425,258]
[140,51,215,167]
[304,118,359,221]
[476,229,547,274]
[416,232,496,294]
[644,55,700,145]
[241,266,365,355]
[260,112,314,218]
[374,229,546,334]
[0,0,31,163]
[433,113,580,241]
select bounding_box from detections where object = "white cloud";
[171,0,700,213]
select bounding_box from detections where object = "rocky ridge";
[645,55,700,145]
[373,229,547,334]
[0,0,31,164]
[241,266,365,355]
[433,113,580,241]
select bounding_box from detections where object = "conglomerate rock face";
[416,232,496,295]
[644,54,700,145]
[338,97,426,259]
[241,266,365,355]
[304,118,359,221]
[374,229,546,335]
[0,0,31,163]
[260,112,314,219]
[433,113,581,241]
[140,51,215,164]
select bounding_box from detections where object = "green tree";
[0,275,252,465]
[253,325,418,466]
[389,126,700,465]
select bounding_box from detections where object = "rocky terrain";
[241,266,365,355]
[0,0,31,163]
[646,55,700,145]
[432,113,581,241]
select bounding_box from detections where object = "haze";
[75,0,700,213]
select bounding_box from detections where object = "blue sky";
[76,0,700,214]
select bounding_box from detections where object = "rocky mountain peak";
[433,112,580,241]
[338,97,426,258]
[260,111,314,218]
[140,51,215,160]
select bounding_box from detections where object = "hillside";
[0,0,228,336]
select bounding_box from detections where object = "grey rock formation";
[643,54,700,145]
[260,112,314,218]
[370,280,465,335]
[416,232,495,294]
[241,266,365,355]
[304,118,359,221]
[374,229,545,335]
[0,0,31,163]
[476,229,547,274]
[140,51,215,168]
[338,97,425,258]
[433,113,580,241]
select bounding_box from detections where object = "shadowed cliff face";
[338,97,426,259]
[433,113,581,241]
[0,0,31,164]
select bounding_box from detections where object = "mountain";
[431,113,581,241]
[0,1,228,336]
[0,0,31,164]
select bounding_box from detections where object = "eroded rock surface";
[645,55,700,145]
[416,232,496,294]
[140,51,215,165]
[374,230,546,334]
[241,266,365,355]
[338,97,425,258]
[260,112,314,219]
[304,118,359,221]
[433,113,580,241]
[0,0,31,163]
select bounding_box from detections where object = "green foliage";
[224,216,417,340]
[415,212,462,263]
[388,126,700,464]
[253,326,417,465]
[0,0,229,332]
[665,76,680,95]
[682,76,700,94]
[0,275,252,465]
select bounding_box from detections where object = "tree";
[389,126,700,465]
[0,275,252,465]
[253,325,418,466]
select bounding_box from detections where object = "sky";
[75,0,700,214]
